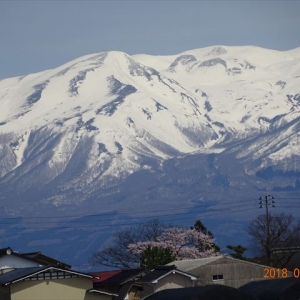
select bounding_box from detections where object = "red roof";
[91,270,121,283]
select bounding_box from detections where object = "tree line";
[90,212,300,270]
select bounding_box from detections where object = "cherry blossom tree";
[128,227,218,262]
[91,219,219,269]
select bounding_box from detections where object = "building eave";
[3,266,93,285]
[87,288,118,297]
[150,269,198,284]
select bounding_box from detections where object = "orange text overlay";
[264,268,300,279]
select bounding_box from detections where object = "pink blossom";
[128,227,218,260]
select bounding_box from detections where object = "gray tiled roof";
[166,256,224,272]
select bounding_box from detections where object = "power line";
[0,196,298,230]
[0,206,259,230]
[0,203,258,226]
[276,205,300,208]
[275,201,300,204]
[275,197,300,200]
[0,199,260,220]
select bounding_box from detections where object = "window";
[212,274,224,281]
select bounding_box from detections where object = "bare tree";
[90,219,166,269]
[247,213,300,267]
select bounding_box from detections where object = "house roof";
[240,277,300,300]
[0,267,44,285]
[91,270,122,283]
[137,265,197,283]
[166,256,224,272]
[0,247,44,267]
[21,251,71,269]
[94,269,145,300]
[0,247,71,269]
[96,268,146,286]
[166,255,268,273]
[0,266,93,285]
[141,285,257,300]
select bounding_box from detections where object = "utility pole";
[259,193,275,265]
[259,194,275,218]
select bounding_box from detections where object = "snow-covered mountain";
[0,46,299,267]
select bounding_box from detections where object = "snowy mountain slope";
[135,46,300,139]
[0,50,220,204]
[0,45,299,209]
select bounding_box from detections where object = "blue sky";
[1,0,299,79]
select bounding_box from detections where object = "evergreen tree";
[226,244,247,260]
[191,220,220,252]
